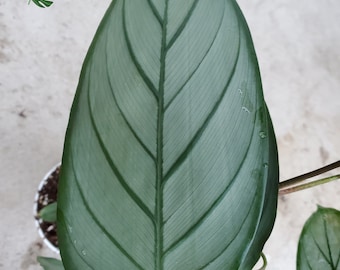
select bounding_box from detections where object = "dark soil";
[35,165,60,248]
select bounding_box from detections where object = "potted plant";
[34,163,60,253]
[31,0,340,269]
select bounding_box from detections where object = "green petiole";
[279,160,340,195]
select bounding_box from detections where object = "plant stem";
[255,253,267,270]
[278,160,340,195]
[279,175,340,195]
[279,160,340,189]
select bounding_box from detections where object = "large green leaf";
[58,0,279,269]
[297,206,340,270]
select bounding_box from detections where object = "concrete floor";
[0,0,339,269]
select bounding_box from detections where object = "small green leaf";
[297,206,340,270]
[37,257,64,270]
[29,0,53,8]
[38,202,57,223]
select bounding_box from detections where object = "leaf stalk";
[279,160,340,195]
[254,252,267,270]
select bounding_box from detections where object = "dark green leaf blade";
[37,257,64,270]
[297,206,340,270]
[58,0,279,269]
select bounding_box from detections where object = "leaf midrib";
[155,1,169,269]
[156,1,225,268]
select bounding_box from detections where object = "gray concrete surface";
[0,0,339,269]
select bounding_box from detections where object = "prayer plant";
[32,0,340,269]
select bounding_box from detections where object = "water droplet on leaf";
[242,106,250,113]
[259,131,266,139]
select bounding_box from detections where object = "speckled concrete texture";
[0,1,339,269]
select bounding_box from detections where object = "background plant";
[28,0,53,8]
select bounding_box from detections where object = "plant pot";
[33,162,60,253]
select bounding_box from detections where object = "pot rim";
[33,162,61,254]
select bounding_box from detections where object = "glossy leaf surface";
[58,0,279,269]
[297,206,340,270]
